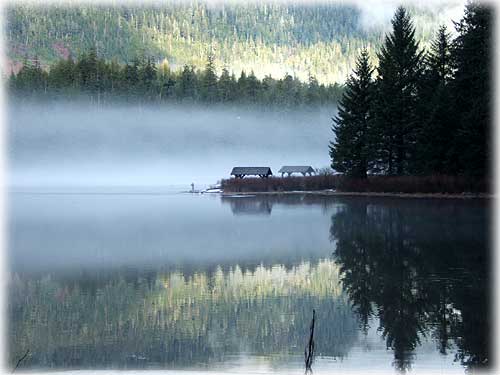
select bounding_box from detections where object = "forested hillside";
[6,0,457,84]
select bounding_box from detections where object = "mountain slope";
[6,0,462,84]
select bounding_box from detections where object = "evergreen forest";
[5,0,452,84]
[8,51,343,108]
[330,3,492,178]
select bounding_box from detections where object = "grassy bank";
[221,175,489,194]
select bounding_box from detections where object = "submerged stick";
[305,309,316,373]
[13,349,30,373]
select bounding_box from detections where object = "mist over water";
[8,102,336,189]
[7,101,491,373]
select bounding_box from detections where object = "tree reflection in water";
[9,261,358,370]
[9,194,491,372]
[330,197,490,372]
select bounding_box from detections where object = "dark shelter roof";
[231,167,273,175]
[278,166,315,173]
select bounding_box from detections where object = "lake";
[7,191,491,374]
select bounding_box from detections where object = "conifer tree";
[416,26,454,174]
[176,64,197,101]
[450,2,492,177]
[237,71,248,102]
[139,57,157,100]
[261,74,276,105]
[330,49,374,178]
[76,48,99,94]
[157,62,174,101]
[277,73,295,109]
[305,74,320,107]
[372,7,424,175]
[48,57,76,92]
[426,26,453,83]
[218,67,235,102]
[11,55,47,95]
[200,53,218,102]
[245,71,260,103]
[108,59,122,95]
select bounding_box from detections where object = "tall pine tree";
[372,7,424,175]
[416,26,454,174]
[330,49,374,178]
[218,67,235,102]
[450,2,492,177]
[200,53,218,102]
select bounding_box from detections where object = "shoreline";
[221,190,492,199]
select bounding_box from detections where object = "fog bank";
[8,102,336,188]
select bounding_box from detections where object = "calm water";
[7,192,491,373]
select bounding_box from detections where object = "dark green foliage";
[244,71,261,104]
[450,3,493,177]
[200,53,218,102]
[416,26,454,175]
[371,6,424,175]
[305,75,319,106]
[139,58,157,100]
[330,49,374,178]
[8,51,341,109]
[9,56,47,95]
[331,3,492,179]
[176,65,198,102]
[217,68,237,103]
[426,26,453,83]
[418,2,492,178]
[46,57,76,93]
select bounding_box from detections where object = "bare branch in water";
[305,309,316,373]
[13,349,30,373]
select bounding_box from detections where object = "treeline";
[330,3,492,178]
[8,52,343,108]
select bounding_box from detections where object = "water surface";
[8,192,491,373]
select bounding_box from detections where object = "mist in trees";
[8,49,342,109]
[330,3,492,178]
